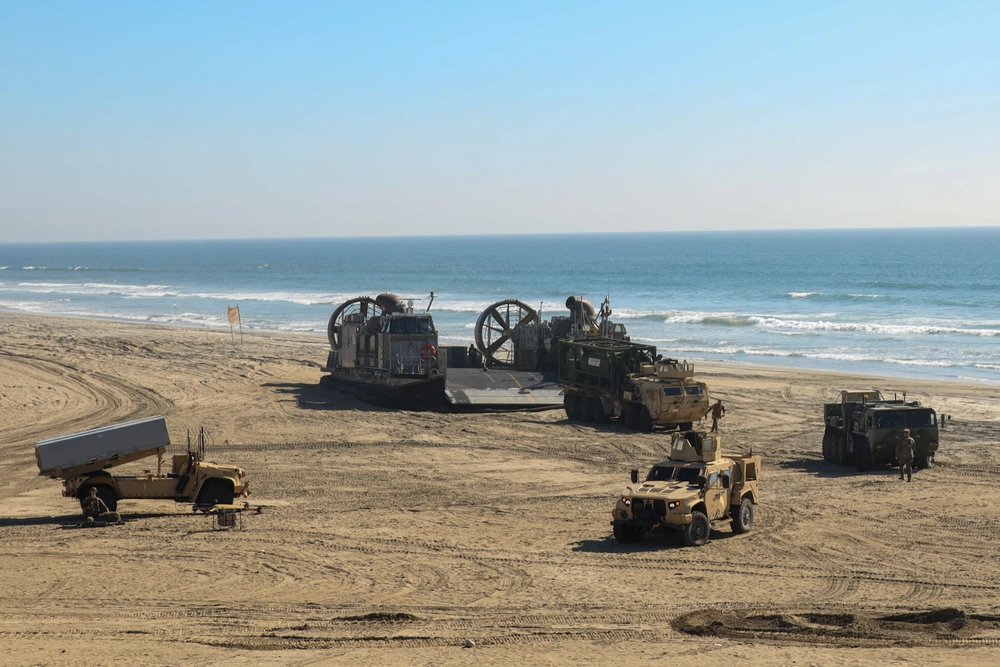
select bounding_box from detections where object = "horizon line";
[2,224,999,246]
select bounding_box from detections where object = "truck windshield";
[905,410,936,428]
[663,387,682,396]
[685,386,704,395]
[676,467,702,483]
[874,412,906,429]
[647,466,675,481]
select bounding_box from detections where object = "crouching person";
[82,487,121,524]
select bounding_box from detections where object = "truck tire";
[855,438,874,472]
[613,523,643,544]
[639,407,653,432]
[730,497,754,534]
[196,480,234,506]
[683,512,711,547]
[563,395,579,421]
[578,396,593,422]
[822,427,835,462]
[623,403,639,430]
[79,484,118,513]
[591,397,608,424]
[915,455,933,469]
[678,422,693,432]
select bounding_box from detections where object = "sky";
[1,1,999,242]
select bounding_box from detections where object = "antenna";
[425,291,435,313]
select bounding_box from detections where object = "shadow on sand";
[262,382,391,413]
[779,458,901,479]
[572,527,740,553]
[0,511,197,530]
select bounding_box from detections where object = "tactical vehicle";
[559,337,710,430]
[36,417,249,512]
[611,431,761,546]
[822,390,949,471]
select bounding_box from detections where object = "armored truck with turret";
[611,431,761,546]
[822,390,948,471]
[558,337,711,431]
[36,416,249,512]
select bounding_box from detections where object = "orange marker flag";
[227,305,243,343]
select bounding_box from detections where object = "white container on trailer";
[35,416,170,478]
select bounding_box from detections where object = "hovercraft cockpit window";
[388,317,435,334]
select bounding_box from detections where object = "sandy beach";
[2,312,1000,666]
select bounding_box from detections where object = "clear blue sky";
[1,1,998,242]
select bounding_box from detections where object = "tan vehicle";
[560,338,711,431]
[36,416,249,512]
[611,431,761,546]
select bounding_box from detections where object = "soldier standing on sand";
[896,428,915,482]
[710,400,726,432]
[81,487,120,524]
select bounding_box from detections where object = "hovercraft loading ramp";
[444,369,564,411]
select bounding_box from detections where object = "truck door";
[706,471,727,519]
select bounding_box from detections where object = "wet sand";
[2,312,1000,666]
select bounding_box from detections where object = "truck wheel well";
[196,478,235,506]
[692,502,707,516]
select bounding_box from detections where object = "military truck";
[611,431,761,546]
[822,390,949,471]
[558,337,711,431]
[36,416,249,512]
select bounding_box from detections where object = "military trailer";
[822,390,948,471]
[36,416,249,512]
[611,431,761,547]
[558,337,711,431]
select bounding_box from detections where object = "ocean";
[1,228,998,384]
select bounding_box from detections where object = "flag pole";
[238,302,243,343]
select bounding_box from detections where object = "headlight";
[620,497,632,506]
[668,501,678,510]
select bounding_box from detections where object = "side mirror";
[695,475,707,489]
[630,469,639,484]
[722,476,730,489]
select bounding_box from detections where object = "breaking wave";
[663,311,1000,337]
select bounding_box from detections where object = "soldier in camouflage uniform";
[896,428,915,482]
[710,400,726,433]
[81,487,120,523]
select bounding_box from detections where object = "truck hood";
[623,481,700,502]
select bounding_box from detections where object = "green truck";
[822,390,949,471]
[558,338,711,431]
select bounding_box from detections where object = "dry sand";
[2,312,1000,666]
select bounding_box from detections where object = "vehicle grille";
[633,499,667,518]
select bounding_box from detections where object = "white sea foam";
[661,310,1000,337]
[788,292,819,298]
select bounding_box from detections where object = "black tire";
[196,480,234,506]
[613,523,643,544]
[914,455,932,469]
[623,404,639,430]
[591,397,608,424]
[855,438,874,472]
[835,433,851,466]
[822,428,835,463]
[678,422,693,432]
[730,498,754,534]
[639,407,653,432]
[79,484,118,513]
[577,395,592,422]
[683,512,711,547]
[563,395,578,421]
